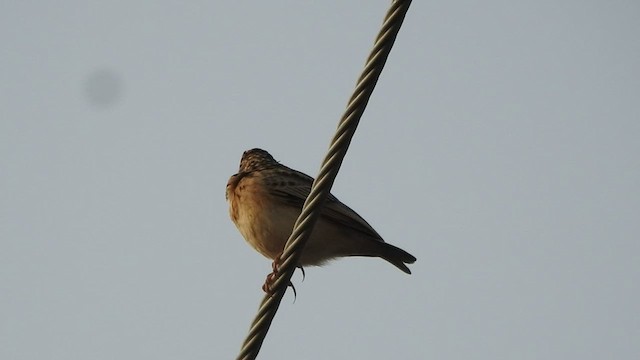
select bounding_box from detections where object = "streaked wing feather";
[268,170,384,241]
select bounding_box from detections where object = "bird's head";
[239,148,279,173]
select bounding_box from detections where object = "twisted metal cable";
[236,1,412,359]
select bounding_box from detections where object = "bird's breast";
[227,175,296,259]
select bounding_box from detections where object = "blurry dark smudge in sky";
[83,68,123,109]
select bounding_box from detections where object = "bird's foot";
[262,272,297,300]
[261,256,300,301]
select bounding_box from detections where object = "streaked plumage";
[226,148,416,274]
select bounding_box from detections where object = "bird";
[226,148,416,290]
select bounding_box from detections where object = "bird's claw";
[262,272,297,301]
[261,256,301,301]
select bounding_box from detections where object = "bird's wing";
[268,169,384,241]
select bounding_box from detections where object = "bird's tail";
[361,241,416,274]
[380,242,416,274]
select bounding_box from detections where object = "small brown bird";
[226,148,416,279]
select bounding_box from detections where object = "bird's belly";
[232,194,299,260]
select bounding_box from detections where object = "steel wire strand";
[236,1,412,359]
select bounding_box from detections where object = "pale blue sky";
[1,1,639,359]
